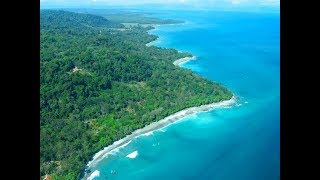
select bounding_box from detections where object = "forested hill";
[41,10,124,29]
[40,10,232,179]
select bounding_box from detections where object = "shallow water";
[88,10,280,180]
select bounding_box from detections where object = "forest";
[40,10,232,179]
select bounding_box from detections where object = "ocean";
[87,9,280,180]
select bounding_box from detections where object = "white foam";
[87,140,132,168]
[126,150,138,158]
[87,170,100,180]
[141,131,153,136]
[101,141,131,158]
[236,103,242,107]
[245,101,249,104]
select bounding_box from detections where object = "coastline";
[83,95,236,179]
[145,40,156,47]
[173,56,197,66]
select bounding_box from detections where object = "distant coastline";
[145,23,196,66]
[145,21,187,47]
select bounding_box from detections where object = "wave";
[141,131,154,137]
[224,106,232,109]
[86,140,132,169]
[101,141,132,159]
[87,170,99,180]
[126,150,139,159]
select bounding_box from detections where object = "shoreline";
[83,95,236,179]
[173,56,197,66]
[145,40,156,47]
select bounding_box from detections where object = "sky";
[40,0,280,10]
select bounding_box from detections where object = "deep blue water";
[88,10,280,180]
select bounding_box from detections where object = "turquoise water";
[89,10,280,180]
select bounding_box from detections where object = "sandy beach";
[83,94,236,179]
[145,41,155,47]
[145,36,158,47]
[173,56,197,66]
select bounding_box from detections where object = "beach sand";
[173,56,197,66]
